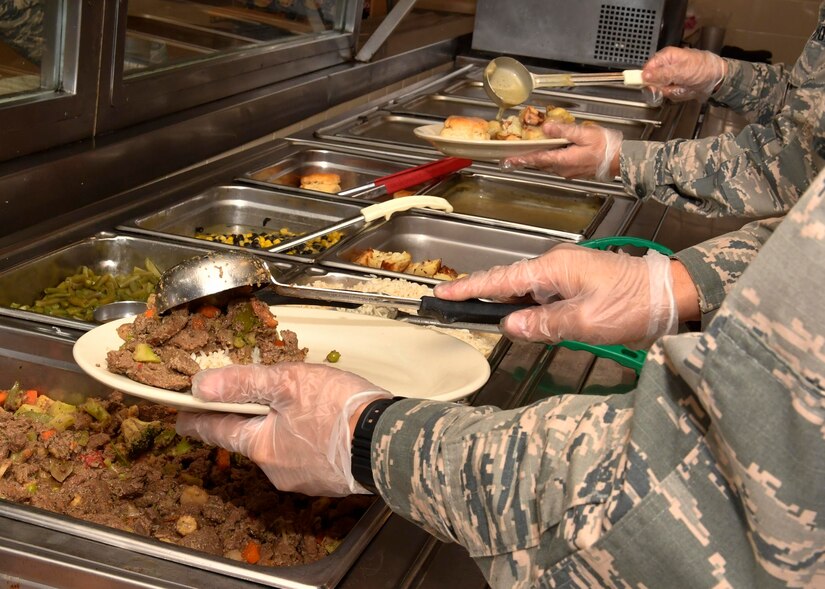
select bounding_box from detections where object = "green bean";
[9,259,162,321]
[145,258,161,278]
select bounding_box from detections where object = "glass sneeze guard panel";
[124,0,345,75]
[0,0,64,100]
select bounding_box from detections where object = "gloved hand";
[176,363,390,497]
[501,123,623,182]
[642,46,727,102]
[434,244,678,349]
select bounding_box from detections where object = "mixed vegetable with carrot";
[0,382,372,566]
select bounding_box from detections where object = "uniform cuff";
[672,248,728,317]
[620,140,666,199]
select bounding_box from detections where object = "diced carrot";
[275,339,285,348]
[215,447,231,470]
[144,308,156,318]
[40,429,57,441]
[261,313,278,328]
[80,450,104,468]
[198,304,221,318]
[0,391,7,405]
[190,315,206,330]
[242,540,261,564]
[24,389,38,405]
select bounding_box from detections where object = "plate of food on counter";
[73,293,491,415]
[414,105,573,161]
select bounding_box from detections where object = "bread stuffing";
[352,248,465,280]
[439,105,575,141]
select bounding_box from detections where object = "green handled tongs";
[552,237,674,376]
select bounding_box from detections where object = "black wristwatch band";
[351,397,403,493]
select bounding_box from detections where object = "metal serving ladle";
[482,56,662,114]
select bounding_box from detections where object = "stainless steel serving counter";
[0,56,742,589]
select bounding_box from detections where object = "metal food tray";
[0,319,388,589]
[317,212,562,281]
[314,112,442,156]
[118,185,367,263]
[0,233,296,333]
[239,147,432,199]
[423,172,613,241]
[439,79,664,124]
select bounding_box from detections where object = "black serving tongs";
[153,250,531,331]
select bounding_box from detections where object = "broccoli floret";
[120,416,163,457]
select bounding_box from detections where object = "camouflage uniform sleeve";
[711,58,792,124]
[619,113,813,217]
[371,394,635,552]
[673,216,782,324]
[619,10,824,217]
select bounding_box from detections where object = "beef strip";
[158,347,201,376]
[167,327,210,352]
[107,295,309,394]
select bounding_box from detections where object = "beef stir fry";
[0,384,373,566]
[107,295,307,391]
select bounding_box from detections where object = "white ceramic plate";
[72,306,491,415]
[414,123,569,162]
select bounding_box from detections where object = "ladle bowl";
[154,251,273,314]
[483,56,535,109]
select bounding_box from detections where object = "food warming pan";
[0,319,388,589]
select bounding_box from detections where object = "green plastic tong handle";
[551,237,674,377]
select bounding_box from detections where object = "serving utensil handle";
[418,296,536,324]
[359,195,453,222]
[378,158,471,194]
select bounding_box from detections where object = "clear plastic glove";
[501,123,623,182]
[433,244,678,349]
[642,46,727,102]
[176,363,390,497]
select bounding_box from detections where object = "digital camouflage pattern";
[0,0,44,65]
[372,167,825,587]
[620,1,825,219]
[674,215,782,324]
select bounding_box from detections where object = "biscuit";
[300,172,342,193]
[440,116,490,141]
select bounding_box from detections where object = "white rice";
[309,277,432,299]
[425,326,500,358]
[191,347,261,370]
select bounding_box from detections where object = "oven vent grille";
[594,4,657,65]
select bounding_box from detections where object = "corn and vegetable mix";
[193,227,344,255]
[9,259,162,322]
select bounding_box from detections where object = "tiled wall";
[690,0,818,64]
